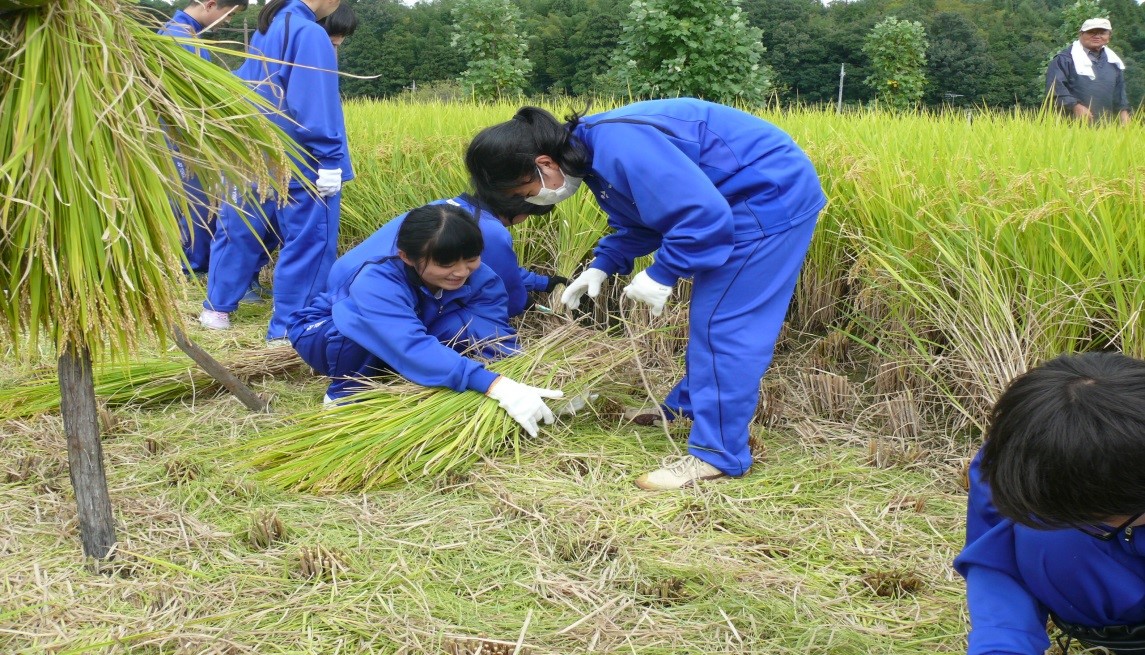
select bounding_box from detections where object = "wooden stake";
[171,326,270,413]
[58,345,116,560]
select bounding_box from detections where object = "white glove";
[557,392,599,417]
[559,268,608,310]
[315,168,342,198]
[622,270,674,316]
[486,376,564,438]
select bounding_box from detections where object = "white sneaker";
[265,337,291,348]
[199,309,230,330]
[634,455,735,490]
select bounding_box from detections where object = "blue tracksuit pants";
[291,311,492,400]
[664,216,817,476]
[205,184,339,340]
[174,160,212,275]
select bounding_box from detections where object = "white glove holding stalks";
[315,168,343,198]
[622,270,674,316]
[559,268,608,310]
[486,376,564,438]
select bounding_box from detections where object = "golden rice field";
[0,100,1141,654]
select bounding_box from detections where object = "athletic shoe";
[634,455,735,490]
[198,309,230,330]
[265,337,291,348]
[241,281,270,304]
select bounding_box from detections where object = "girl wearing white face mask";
[465,99,826,492]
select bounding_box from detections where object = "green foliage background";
[136,0,1145,109]
[863,16,928,110]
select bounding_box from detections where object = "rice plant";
[234,319,639,492]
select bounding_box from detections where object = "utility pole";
[836,63,846,113]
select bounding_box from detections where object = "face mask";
[525,166,583,206]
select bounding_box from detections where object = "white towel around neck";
[1071,40,1125,80]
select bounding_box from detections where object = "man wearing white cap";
[1046,18,1131,125]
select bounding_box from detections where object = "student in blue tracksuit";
[465,98,826,490]
[157,0,248,275]
[955,352,1145,655]
[199,0,351,341]
[241,2,358,306]
[340,193,566,318]
[290,203,564,437]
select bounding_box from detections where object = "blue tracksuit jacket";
[234,0,353,181]
[955,451,1145,654]
[158,10,213,273]
[572,98,826,475]
[337,195,550,318]
[288,253,516,401]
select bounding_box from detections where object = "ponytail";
[257,0,287,34]
[465,106,589,201]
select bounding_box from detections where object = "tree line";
[140,0,1145,109]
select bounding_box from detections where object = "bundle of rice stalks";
[0,348,303,420]
[235,320,637,492]
[0,0,301,358]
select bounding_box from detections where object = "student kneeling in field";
[289,203,564,437]
[956,351,1145,654]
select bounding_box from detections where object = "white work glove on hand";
[315,168,343,198]
[622,270,674,316]
[486,376,564,438]
[559,268,608,310]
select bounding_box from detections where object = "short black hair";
[397,203,483,266]
[981,351,1145,529]
[318,3,357,38]
[464,106,589,207]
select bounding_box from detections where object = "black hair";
[980,351,1145,529]
[317,3,357,38]
[464,106,589,206]
[458,192,554,225]
[397,204,484,266]
[256,0,285,33]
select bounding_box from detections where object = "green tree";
[1058,0,1106,46]
[605,0,773,104]
[451,0,533,100]
[862,16,928,110]
[924,12,995,105]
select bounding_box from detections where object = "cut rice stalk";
[234,321,637,492]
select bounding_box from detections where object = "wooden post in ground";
[58,345,116,560]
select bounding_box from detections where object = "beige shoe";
[634,455,735,490]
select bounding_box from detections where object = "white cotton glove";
[557,392,600,417]
[486,376,564,438]
[622,270,674,316]
[559,268,609,310]
[315,168,343,198]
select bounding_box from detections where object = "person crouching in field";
[340,193,566,320]
[157,0,248,277]
[289,203,565,438]
[956,352,1145,654]
[464,98,826,490]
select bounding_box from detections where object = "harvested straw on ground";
[0,348,304,420]
[234,320,638,492]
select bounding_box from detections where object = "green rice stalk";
[233,320,638,492]
[0,0,303,360]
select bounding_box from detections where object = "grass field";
[3,100,1143,653]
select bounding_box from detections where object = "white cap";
[1079,18,1112,32]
